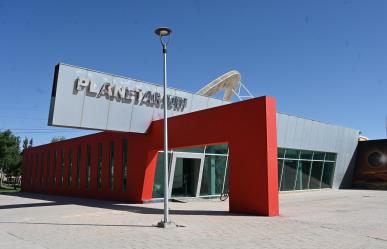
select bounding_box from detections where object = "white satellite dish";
[197,70,254,102]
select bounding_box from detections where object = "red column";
[91,140,99,196]
[78,144,86,196]
[227,98,278,216]
[139,96,279,216]
[113,137,123,199]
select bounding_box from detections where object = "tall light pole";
[155,27,173,228]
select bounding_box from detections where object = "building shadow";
[0,192,251,217]
[0,221,154,228]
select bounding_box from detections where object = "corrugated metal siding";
[277,113,359,188]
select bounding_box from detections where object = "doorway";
[168,152,204,198]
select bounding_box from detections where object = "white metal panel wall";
[276,113,359,188]
[49,64,229,133]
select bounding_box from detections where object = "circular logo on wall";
[367,151,385,167]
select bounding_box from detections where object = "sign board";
[48,63,227,133]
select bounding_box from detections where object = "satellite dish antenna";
[196,70,254,102]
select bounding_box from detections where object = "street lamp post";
[155,27,173,228]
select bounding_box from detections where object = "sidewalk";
[0,190,386,249]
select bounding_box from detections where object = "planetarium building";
[21,64,360,216]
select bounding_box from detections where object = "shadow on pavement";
[0,192,250,217]
[0,221,154,228]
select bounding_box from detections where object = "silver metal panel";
[190,94,209,112]
[284,115,297,149]
[293,117,304,148]
[222,100,231,106]
[129,81,159,133]
[306,121,319,150]
[320,123,331,151]
[207,98,224,109]
[276,114,287,147]
[281,114,289,147]
[106,77,134,132]
[49,63,224,133]
[151,85,167,121]
[50,65,86,127]
[171,91,193,117]
[331,125,340,152]
[277,113,359,189]
[300,118,313,150]
[314,122,324,150]
[80,70,112,130]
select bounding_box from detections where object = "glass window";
[205,144,228,155]
[33,154,35,184]
[29,155,31,184]
[200,155,227,196]
[122,139,128,192]
[284,149,300,159]
[30,155,33,184]
[28,155,31,184]
[77,146,81,188]
[222,163,229,195]
[174,146,205,153]
[30,155,33,185]
[309,161,323,189]
[278,148,286,158]
[60,149,64,186]
[68,149,73,186]
[24,156,28,185]
[280,159,298,191]
[97,143,102,191]
[109,142,114,191]
[40,153,44,185]
[278,159,284,188]
[278,148,336,191]
[152,152,172,198]
[35,154,39,183]
[171,157,202,197]
[321,162,335,188]
[300,150,313,160]
[294,161,312,190]
[86,144,91,190]
[47,152,50,186]
[53,150,57,186]
[24,155,28,185]
[325,153,336,161]
[313,152,325,161]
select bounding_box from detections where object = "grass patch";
[0,184,20,193]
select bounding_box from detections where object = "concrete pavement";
[0,190,386,249]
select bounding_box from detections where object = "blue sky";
[1,0,387,145]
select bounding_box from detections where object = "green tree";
[22,137,29,150]
[51,136,66,143]
[0,130,22,188]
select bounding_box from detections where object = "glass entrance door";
[168,152,204,198]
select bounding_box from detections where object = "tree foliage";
[51,136,66,143]
[23,137,29,150]
[0,130,22,177]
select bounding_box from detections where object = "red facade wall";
[22,96,278,216]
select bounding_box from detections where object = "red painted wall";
[22,96,278,216]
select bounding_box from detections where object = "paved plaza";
[0,189,386,249]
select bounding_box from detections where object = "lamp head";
[154,27,172,37]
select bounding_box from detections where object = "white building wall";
[277,113,359,188]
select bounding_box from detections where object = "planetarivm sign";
[48,63,225,133]
[75,77,188,112]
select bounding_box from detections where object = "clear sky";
[1,0,387,145]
